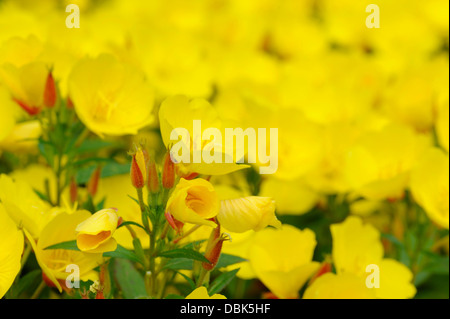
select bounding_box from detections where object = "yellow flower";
[76,208,119,253]
[344,124,429,200]
[0,174,53,239]
[25,210,104,293]
[217,196,281,233]
[0,204,24,299]
[0,86,16,142]
[166,178,219,228]
[305,216,416,299]
[0,120,42,154]
[410,148,449,229]
[68,54,154,137]
[303,273,375,299]
[185,287,226,299]
[248,225,320,299]
[159,95,249,176]
[96,174,149,249]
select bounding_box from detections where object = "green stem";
[196,267,209,288]
[31,281,46,299]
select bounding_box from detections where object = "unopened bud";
[87,167,101,197]
[130,147,147,189]
[44,71,57,108]
[147,159,160,193]
[13,98,41,116]
[162,151,175,189]
[202,225,224,271]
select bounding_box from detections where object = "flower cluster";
[0,0,448,299]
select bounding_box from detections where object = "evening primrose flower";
[185,287,226,299]
[248,225,320,299]
[159,95,249,176]
[0,174,53,239]
[26,210,104,292]
[75,208,119,253]
[344,124,430,200]
[166,178,219,228]
[0,204,24,299]
[217,196,281,233]
[436,102,449,152]
[304,216,416,299]
[68,54,154,137]
[0,120,42,154]
[410,148,449,229]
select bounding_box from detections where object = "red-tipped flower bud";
[44,71,57,108]
[130,148,147,189]
[147,159,160,193]
[162,151,175,189]
[202,225,224,271]
[165,211,184,235]
[87,166,101,197]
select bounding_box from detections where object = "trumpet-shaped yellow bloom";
[68,54,154,137]
[0,204,24,299]
[27,210,104,292]
[305,216,416,299]
[0,174,53,239]
[218,196,281,233]
[76,208,119,253]
[166,178,219,228]
[248,225,320,299]
[185,286,226,299]
[410,148,449,229]
[0,120,42,154]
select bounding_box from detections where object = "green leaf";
[216,254,248,269]
[158,248,211,264]
[103,245,144,266]
[208,269,239,295]
[175,271,196,290]
[163,258,194,271]
[381,233,404,248]
[78,139,115,153]
[44,240,80,251]
[117,220,147,232]
[112,259,147,299]
[10,269,42,298]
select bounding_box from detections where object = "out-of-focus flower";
[218,196,281,233]
[159,95,249,176]
[303,272,375,299]
[410,148,449,229]
[75,208,119,253]
[0,120,42,154]
[304,216,416,299]
[0,174,53,239]
[344,124,430,200]
[68,54,154,137]
[185,286,226,299]
[248,225,320,299]
[26,210,103,292]
[0,204,24,299]
[0,86,16,142]
[166,178,219,228]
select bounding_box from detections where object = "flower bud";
[147,159,160,193]
[130,147,147,189]
[13,98,41,116]
[202,225,225,271]
[162,150,175,189]
[43,71,57,108]
[87,167,101,197]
